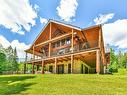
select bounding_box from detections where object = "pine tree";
[109,48,118,72]
[0,52,6,73]
[12,47,18,71]
[5,46,14,72]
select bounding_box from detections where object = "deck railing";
[51,41,98,57]
[26,41,98,62]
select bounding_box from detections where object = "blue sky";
[0,0,127,58]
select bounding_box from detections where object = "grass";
[0,74,127,95]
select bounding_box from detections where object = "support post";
[71,55,73,74]
[49,22,52,40]
[42,60,44,74]
[104,65,106,74]
[98,29,101,48]
[71,28,74,53]
[96,50,100,74]
[24,52,27,74]
[49,22,52,57]
[32,63,35,74]
[55,58,57,74]
[49,43,51,57]
[33,45,35,60]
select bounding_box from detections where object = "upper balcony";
[26,36,98,62]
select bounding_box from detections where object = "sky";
[0,0,127,59]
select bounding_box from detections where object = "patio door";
[49,65,53,73]
[68,64,71,74]
[58,64,64,74]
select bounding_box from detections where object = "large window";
[52,37,71,48]
[61,39,65,46]
[57,41,60,47]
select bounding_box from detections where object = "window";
[61,39,65,46]
[52,43,55,48]
[57,41,60,47]
[66,38,71,45]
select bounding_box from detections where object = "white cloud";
[102,19,127,49]
[34,4,39,11]
[0,0,38,35]
[56,0,78,22]
[17,31,25,35]
[40,17,48,25]
[0,35,30,59]
[94,13,115,25]
[0,35,10,48]
[11,40,31,59]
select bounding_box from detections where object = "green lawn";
[0,74,127,95]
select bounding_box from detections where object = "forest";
[109,48,127,73]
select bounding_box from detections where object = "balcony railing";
[51,41,98,57]
[26,41,98,62]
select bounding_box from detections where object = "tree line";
[109,48,127,72]
[0,44,19,74]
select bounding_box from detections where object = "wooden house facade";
[24,20,107,74]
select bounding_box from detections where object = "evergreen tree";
[12,47,18,71]
[0,52,6,73]
[122,52,127,68]
[109,48,118,72]
[117,50,123,68]
[5,46,14,71]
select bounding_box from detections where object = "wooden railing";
[51,41,98,56]
[26,41,98,62]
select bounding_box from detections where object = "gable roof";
[25,19,101,52]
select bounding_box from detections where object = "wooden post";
[42,60,44,74]
[55,58,57,74]
[98,29,101,48]
[32,63,35,74]
[32,45,35,74]
[71,28,74,53]
[96,50,100,74]
[104,65,106,74]
[33,45,35,60]
[24,52,27,74]
[50,22,52,39]
[49,43,51,57]
[49,22,52,57]
[71,55,73,74]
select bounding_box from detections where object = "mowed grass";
[0,74,127,95]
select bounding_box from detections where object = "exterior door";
[58,64,64,74]
[85,66,88,74]
[49,65,53,73]
[68,64,71,74]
